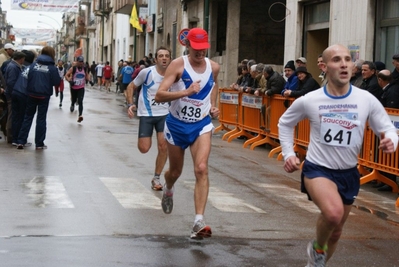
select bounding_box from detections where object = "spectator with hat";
[281,60,298,96]
[374,61,386,74]
[0,43,15,68]
[295,57,307,67]
[391,54,399,82]
[283,66,320,98]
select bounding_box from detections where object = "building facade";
[52,0,399,88]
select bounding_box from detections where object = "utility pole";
[101,0,105,62]
[133,0,137,61]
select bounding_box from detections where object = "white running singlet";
[168,55,214,123]
[278,85,398,170]
[133,66,169,117]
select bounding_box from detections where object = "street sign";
[178,28,190,46]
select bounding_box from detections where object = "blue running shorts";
[301,160,360,205]
[164,114,213,149]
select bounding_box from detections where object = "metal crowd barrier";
[216,88,399,207]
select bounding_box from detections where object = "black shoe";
[378,185,392,192]
[70,105,74,112]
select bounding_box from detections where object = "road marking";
[184,181,266,213]
[100,177,161,209]
[252,183,320,214]
[25,176,74,208]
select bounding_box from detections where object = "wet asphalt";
[0,83,398,267]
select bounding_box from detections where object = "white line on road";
[25,176,74,208]
[100,177,161,209]
[184,181,267,213]
[252,183,320,214]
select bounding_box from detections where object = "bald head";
[377,69,392,85]
[379,69,391,77]
[322,44,350,63]
[321,44,353,88]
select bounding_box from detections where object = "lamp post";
[39,13,62,29]
[37,21,57,51]
[38,20,56,30]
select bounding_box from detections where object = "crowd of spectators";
[230,52,399,192]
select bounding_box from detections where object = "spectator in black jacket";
[256,65,285,96]
[4,51,26,144]
[283,66,319,98]
[360,61,381,99]
[378,69,399,109]
[392,54,399,82]
[375,69,399,191]
[16,46,60,150]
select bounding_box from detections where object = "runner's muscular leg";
[138,137,151,154]
[154,131,167,175]
[164,142,185,190]
[326,204,351,261]
[190,131,212,215]
[304,177,345,248]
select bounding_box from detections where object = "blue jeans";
[17,95,50,147]
[11,91,27,144]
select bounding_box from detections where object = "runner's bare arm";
[210,61,220,118]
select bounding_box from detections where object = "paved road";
[0,83,398,266]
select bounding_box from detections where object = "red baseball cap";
[187,28,210,50]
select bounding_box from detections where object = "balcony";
[94,0,113,17]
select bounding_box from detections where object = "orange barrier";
[216,88,399,206]
[357,108,399,196]
[214,88,240,137]
[267,96,291,159]
[246,96,280,150]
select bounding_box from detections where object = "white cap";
[4,43,15,50]
[296,57,307,64]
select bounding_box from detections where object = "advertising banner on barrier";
[241,95,262,109]
[220,93,239,104]
[11,0,79,13]
[388,114,399,135]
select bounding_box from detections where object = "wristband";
[128,104,134,107]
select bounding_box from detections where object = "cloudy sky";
[2,0,63,30]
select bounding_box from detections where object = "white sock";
[164,184,174,195]
[194,214,203,224]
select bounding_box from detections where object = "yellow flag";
[130,4,142,32]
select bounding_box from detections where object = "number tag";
[320,115,360,147]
